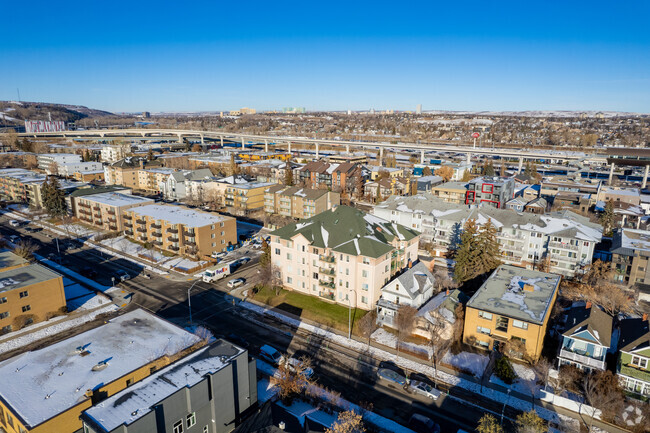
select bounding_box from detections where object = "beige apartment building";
[123,204,237,257]
[270,206,419,310]
[72,192,154,232]
[430,181,468,204]
[264,185,340,219]
[137,168,177,194]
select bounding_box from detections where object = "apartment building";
[104,157,162,189]
[616,315,650,398]
[328,152,368,164]
[123,204,236,257]
[73,192,154,232]
[160,168,213,201]
[223,180,275,216]
[270,205,419,310]
[0,309,205,433]
[37,153,82,174]
[595,186,641,206]
[465,176,515,208]
[0,168,87,208]
[298,161,362,191]
[540,178,601,201]
[137,168,177,194]
[429,181,468,204]
[264,185,340,219]
[609,228,650,286]
[0,250,65,335]
[373,194,602,277]
[57,161,103,179]
[463,265,560,360]
[80,340,257,433]
[365,177,411,199]
[100,144,129,163]
[365,165,404,181]
[558,303,612,372]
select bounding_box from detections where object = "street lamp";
[500,389,511,425]
[347,289,358,339]
[187,279,201,326]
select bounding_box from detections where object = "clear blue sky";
[1,1,649,113]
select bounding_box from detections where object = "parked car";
[408,380,441,400]
[376,368,408,386]
[226,333,249,349]
[8,235,19,244]
[379,361,407,378]
[211,251,228,260]
[285,355,314,379]
[409,414,441,433]
[227,278,245,289]
[237,256,251,265]
[9,220,20,227]
[259,344,284,366]
[115,270,131,282]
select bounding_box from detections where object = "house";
[463,265,561,360]
[416,175,443,193]
[416,288,469,340]
[558,303,612,372]
[524,197,548,214]
[505,197,527,212]
[376,262,435,328]
[80,340,257,433]
[123,204,237,257]
[616,315,650,398]
[0,309,205,433]
[0,250,65,335]
[269,205,420,310]
[465,176,515,209]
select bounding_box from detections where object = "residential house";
[416,175,443,193]
[616,315,650,398]
[365,177,411,200]
[463,265,560,360]
[505,197,527,212]
[0,309,205,433]
[269,206,420,310]
[123,204,237,257]
[0,250,65,335]
[524,197,548,214]
[558,303,612,372]
[264,185,340,219]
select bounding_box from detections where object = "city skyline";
[1,1,649,113]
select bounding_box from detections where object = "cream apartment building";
[270,206,420,310]
[73,192,154,232]
[264,185,340,219]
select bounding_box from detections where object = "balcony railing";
[167,228,179,234]
[559,348,606,370]
[318,280,335,289]
[124,222,133,228]
[137,227,147,233]
[319,267,335,275]
[170,245,180,251]
[136,219,146,224]
[319,254,335,263]
[319,292,335,301]
[151,223,161,229]
[153,240,163,246]
[168,236,179,243]
[152,231,162,238]
[619,364,650,383]
[549,241,579,252]
[183,231,195,237]
[185,240,196,246]
[123,214,132,220]
[125,229,134,236]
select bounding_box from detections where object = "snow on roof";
[82,192,153,208]
[128,204,228,228]
[83,341,242,432]
[0,309,201,428]
[0,262,61,294]
[620,229,650,252]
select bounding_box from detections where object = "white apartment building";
[37,153,82,174]
[270,205,420,310]
[100,145,130,163]
[57,161,103,178]
[373,194,603,277]
[159,169,213,201]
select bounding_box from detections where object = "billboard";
[24,120,66,133]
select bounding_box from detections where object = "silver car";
[408,380,442,400]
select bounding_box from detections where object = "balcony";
[136,218,146,225]
[153,240,163,246]
[501,243,524,252]
[151,231,162,238]
[137,227,147,233]
[124,222,133,228]
[549,241,579,252]
[170,245,180,251]
[125,229,134,236]
[559,348,606,370]
[168,236,179,243]
[107,209,116,215]
[123,214,132,220]
[319,254,335,263]
[185,240,196,246]
[151,223,161,229]
[619,364,650,383]
[108,217,117,223]
[318,280,335,289]
[319,267,335,275]
[183,231,195,237]
[167,228,179,234]
[319,292,335,301]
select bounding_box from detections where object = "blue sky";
[1,1,649,113]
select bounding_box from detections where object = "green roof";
[271,205,419,258]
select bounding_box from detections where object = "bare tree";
[427,319,450,383]
[532,357,552,391]
[561,280,634,315]
[356,310,378,347]
[583,370,625,431]
[14,240,37,260]
[395,305,417,358]
[271,354,315,404]
[325,410,366,433]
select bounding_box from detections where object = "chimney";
[84,389,93,398]
[643,313,648,322]
[408,259,412,269]
[586,301,592,310]
[446,288,450,296]
[278,421,286,430]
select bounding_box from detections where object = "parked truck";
[202,261,235,283]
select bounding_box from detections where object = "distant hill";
[0,101,113,128]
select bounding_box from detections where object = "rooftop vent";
[279,421,286,430]
[92,361,109,372]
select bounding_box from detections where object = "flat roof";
[127,204,230,228]
[0,249,29,271]
[0,262,61,294]
[83,341,242,431]
[82,192,153,208]
[0,309,201,429]
[467,265,560,325]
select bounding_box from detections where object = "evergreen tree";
[600,199,614,236]
[42,176,67,218]
[461,170,472,182]
[476,219,502,275]
[483,160,495,176]
[453,218,480,283]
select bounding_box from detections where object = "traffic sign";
[472,132,480,138]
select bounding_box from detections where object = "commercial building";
[374,194,603,277]
[465,176,515,209]
[0,250,65,335]
[73,192,155,232]
[558,304,612,372]
[36,153,82,174]
[616,315,650,398]
[123,204,237,257]
[0,309,204,433]
[264,185,340,219]
[80,340,257,433]
[463,265,560,360]
[270,205,419,310]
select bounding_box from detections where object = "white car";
[227,278,245,289]
[408,380,442,400]
[285,357,314,378]
[211,251,228,260]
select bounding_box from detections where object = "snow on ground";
[67,293,112,311]
[490,361,539,396]
[239,301,594,428]
[100,236,205,272]
[166,256,207,271]
[0,303,118,354]
[442,351,489,377]
[370,328,431,357]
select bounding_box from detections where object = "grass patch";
[252,285,368,334]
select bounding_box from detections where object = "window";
[1,325,11,333]
[19,291,28,298]
[221,231,225,236]
[22,305,31,313]
[126,377,134,387]
[187,413,196,428]
[631,356,648,369]
[286,253,292,260]
[362,283,369,291]
[275,248,280,255]
[0,312,9,320]
[496,316,509,332]
[477,326,491,335]
[512,320,528,330]
[211,224,215,230]
[345,268,349,276]
[361,296,368,304]
[362,270,368,278]
[478,311,493,320]
[203,427,209,433]
[287,277,292,284]
[173,420,184,433]
[0,297,6,304]
[211,233,215,238]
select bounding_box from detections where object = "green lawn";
[252,286,368,333]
